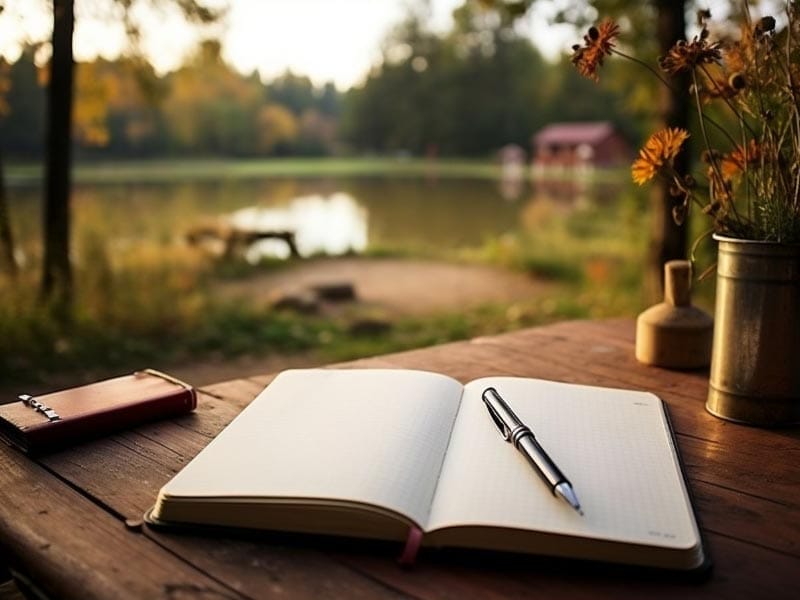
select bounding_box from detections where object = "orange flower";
[631,128,690,185]
[720,140,760,179]
[571,19,620,82]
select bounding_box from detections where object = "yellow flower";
[631,128,690,185]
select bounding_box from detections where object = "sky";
[0,1,581,90]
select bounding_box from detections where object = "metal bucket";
[707,235,800,425]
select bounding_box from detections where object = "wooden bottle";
[635,260,713,369]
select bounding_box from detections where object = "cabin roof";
[533,122,617,147]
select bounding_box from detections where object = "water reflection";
[229,192,368,261]
[6,175,630,263]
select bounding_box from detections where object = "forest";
[0,8,638,161]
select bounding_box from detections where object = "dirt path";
[219,257,548,316]
[169,257,548,387]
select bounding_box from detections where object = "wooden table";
[1,319,798,599]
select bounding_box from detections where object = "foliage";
[336,5,636,156]
[0,45,341,159]
[163,40,264,155]
[574,4,800,242]
[0,2,645,161]
[0,48,46,158]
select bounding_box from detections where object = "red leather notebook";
[0,369,197,454]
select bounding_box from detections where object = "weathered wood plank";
[141,530,409,600]
[689,481,799,558]
[334,530,800,600]
[0,445,244,600]
[5,319,799,599]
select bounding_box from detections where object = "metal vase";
[706,235,800,425]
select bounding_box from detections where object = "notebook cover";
[0,369,197,454]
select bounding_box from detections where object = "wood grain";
[0,445,243,600]
[1,319,797,599]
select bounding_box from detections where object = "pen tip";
[555,482,583,516]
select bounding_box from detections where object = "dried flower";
[631,128,690,185]
[728,72,746,90]
[698,76,741,102]
[571,19,620,82]
[577,3,800,242]
[659,31,722,75]
[755,16,776,35]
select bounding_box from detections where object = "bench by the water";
[0,319,797,598]
[186,224,300,258]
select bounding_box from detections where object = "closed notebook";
[0,369,197,454]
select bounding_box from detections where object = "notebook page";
[426,377,699,550]
[160,369,463,527]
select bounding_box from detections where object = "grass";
[0,239,633,393]
[5,157,630,186]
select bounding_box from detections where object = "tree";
[341,7,559,156]
[163,40,262,155]
[72,57,165,158]
[257,104,298,154]
[0,56,17,278]
[41,0,75,309]
[647,0,690,298]
[1,49,47,157]
[40,0,221,310]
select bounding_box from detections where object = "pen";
[481,387,583,515]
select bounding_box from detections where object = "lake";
[6,171,629,266]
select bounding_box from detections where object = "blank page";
[160,369,464,527]
[427,377,699,551]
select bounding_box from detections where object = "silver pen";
[482,387,583,515]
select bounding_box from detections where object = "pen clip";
[482,388,512,442]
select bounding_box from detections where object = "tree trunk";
[647,0,690,300]
[41,0,75,309]
[0,149,17,278]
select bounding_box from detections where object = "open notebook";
[147,369,707,571]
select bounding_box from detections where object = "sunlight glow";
[230,193,368,260]
[0,0,575,89]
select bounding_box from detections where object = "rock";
[271,292,319,314]
[312,283,357,302]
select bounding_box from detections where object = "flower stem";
[692,70,744,228]
[610,48,676,92]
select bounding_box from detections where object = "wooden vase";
[635,260,713,369]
